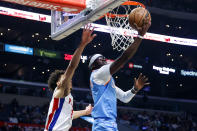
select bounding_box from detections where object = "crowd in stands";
[144,0,197,13]
[118,109,197,131]
[0,99,92,131]
[0,98,196,131]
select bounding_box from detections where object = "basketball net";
[105,1,145,51]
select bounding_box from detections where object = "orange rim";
[122,1,145,8]
[103,1,145,19]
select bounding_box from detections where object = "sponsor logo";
[153,65,175,75]
[181,70,197,77]
[5,44,33,55]
[64,54,87,63]
[129,63,143,69]
[164,38,170,42]
[0,6,50,23]
[2,0,79,12]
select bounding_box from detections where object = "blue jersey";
[90,67,117,121]
[90,64,135,131]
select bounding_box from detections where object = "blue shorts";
[92,119,118,131]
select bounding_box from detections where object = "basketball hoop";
[105,1,145,51]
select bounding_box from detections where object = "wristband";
[131,87,138,94]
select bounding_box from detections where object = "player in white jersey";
[45,24,96,131]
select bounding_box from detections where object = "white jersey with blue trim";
[45,91,73,131]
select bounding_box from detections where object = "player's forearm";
[62,43,86,81]
[120,90,135,103]
[110,37,142,75]
[116,87,136,103]
[73,110,87,119]
[123,37,142,60]
[68,43,86,69]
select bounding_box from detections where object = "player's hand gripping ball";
[129,7,151,30]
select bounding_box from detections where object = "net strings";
[105,4,136,52]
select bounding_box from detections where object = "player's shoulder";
[91,64,108,77]
[53,87,65,98]
[95,64,111,72]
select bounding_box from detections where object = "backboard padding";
[51,0,127,40]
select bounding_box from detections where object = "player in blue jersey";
[88,21,151,131]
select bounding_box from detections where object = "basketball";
[128,7,151,30]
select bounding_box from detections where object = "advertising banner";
[34,49,61,59]
[5,44,33,55]
[1,0,86,13]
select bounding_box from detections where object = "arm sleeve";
[92,64,111,85]
[115,86,136,103]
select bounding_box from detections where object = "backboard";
[51,0,127,40]
[2,0,127,40]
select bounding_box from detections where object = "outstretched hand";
[81,24,97,46]
[134,19,151,36]
[134,73,150,91]
[85,104,93,115]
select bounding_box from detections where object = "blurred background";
[0,0,197,130]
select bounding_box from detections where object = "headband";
[88,54,103,68]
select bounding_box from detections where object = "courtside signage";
[0,6,50,23]
[34,49,61,59]
[5,44,33,55]
[91,23,197,47]
[64,54,87,63]
[1,0,86,13]
[1,6,197,47]
[153,65,175,75]
[181,70,197,77]
[129,63,143,69]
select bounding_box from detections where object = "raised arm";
[59,25,96,88]
[110,21,151,75]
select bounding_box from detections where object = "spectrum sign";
[181,70,197,77]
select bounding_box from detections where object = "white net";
[105,3,138,52]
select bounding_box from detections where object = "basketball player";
[88,20,151,131]
[45,25,96,131]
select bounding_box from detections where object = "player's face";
[58,75,72,95]
[96,56,107,66]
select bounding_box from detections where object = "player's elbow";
[121,52,130,61]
